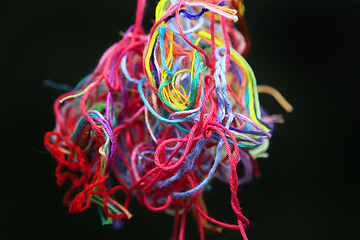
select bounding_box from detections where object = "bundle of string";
[44,0,292,239]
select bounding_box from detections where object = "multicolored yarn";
[44,0,292,239]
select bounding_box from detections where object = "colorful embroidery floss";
[44,1,292,239]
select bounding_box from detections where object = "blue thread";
[43,79,73,91]
[121,53,140,84]
[173,137,224,197]
[164,1,227,22]
[158,26,174,77]
[157,138,205,188]
[168,15,204,35]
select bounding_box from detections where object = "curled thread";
[45,1,291,239]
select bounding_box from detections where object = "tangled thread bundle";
[44,0,292,239]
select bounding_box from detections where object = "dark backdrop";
[1,0,359,239]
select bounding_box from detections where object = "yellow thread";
[238,2,245,16]
[155,0,168,22]
[171,69,190,109]
[145,30,159,86]
[257,85,293,112]
[197,31,223,46]
[59,82,95,103]
[98,145,108,177]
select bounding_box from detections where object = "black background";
[1,0,359,239]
